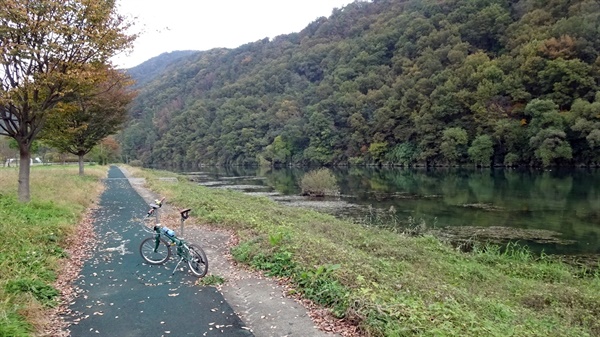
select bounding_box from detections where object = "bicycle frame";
[151,227,193,275]
[139,198,207,277]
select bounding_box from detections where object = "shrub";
[504,153,520,166]
[129,159,143,167]
[299,168,339,196]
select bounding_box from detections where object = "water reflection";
[183,167,600,256]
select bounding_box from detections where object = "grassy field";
[0,165,105,337]
[2,165,599,336]
[128,166,600,337]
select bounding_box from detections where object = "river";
[181,167,600,257]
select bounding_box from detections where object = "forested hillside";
[126,50,199,88]
[119,0,600,169]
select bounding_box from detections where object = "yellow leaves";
[539,35,577,60]
[52,101,79,115]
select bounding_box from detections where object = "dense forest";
[119,0,600,169]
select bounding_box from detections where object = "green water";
[186,167,600,256]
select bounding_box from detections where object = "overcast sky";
[112,0,356,68]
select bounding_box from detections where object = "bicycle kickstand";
[172,256,185,275]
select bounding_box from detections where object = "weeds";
[197,275,226,286]
[5,278,59,307]
[295,264,348,316]
[360,206,433,236]
[231,236,349,316]
[251,250,296,278]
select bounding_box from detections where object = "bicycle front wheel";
[140,237,171,265]
[187,244,208,277]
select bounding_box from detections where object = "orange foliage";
[539,35,576,59]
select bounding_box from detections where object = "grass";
[0,165,105,337]
[197,274,226,286]
[3,164,598,336]
[128,166,600,337]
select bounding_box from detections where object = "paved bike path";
[67,166,253,337]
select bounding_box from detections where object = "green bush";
[299,168,339,196]
[129,159,143,167]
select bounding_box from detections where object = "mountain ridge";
[120,0,600,169]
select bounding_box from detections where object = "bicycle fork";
[153,236,161,252]
[152,236,183,275]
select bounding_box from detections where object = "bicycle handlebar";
[146,197,166,216]
[144,197,192,221]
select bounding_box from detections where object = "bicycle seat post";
[180,216,184,236]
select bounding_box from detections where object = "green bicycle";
[139,198,208,278]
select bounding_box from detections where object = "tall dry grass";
[0,165,105,203]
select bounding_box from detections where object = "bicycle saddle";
[180,208,191,220]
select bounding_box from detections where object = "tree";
[116,0,600,169]
[368,141,388,163]
[569,94,600,164]
[386,142,417,166]
[538,58,595,109]
[40,67,134,175]
[468,134,494,167]
[0,0,134,201]
[90,136,121,165]
[263,135,292,166]
[529,128,573,167]
[525,99,572,166]
[303,109,336,164]
[440,127,468,165]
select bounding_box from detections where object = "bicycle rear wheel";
[140,237,171,265]
[187,244,208,277]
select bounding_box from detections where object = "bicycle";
[138,198,209,278]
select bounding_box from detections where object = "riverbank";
[1,165,599,336]
[129,166,600,336]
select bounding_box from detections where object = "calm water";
[183,167,600,256]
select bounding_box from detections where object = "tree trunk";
[78,154,85,175]
[18,145,31,202]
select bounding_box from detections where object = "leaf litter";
[40,170,361,337]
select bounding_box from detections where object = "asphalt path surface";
[67,166,253,337]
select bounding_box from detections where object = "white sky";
[112,0,356,68]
